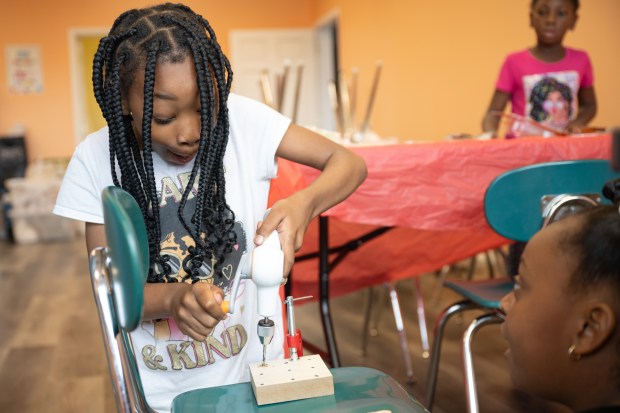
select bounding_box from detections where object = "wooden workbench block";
[249,354,334,405]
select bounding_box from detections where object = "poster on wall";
[6,45,44,94]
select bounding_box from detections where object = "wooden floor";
[0,235,571,413]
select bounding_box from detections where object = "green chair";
[426,159,619,413]
[89,186,430,413]
[89,186,153,412]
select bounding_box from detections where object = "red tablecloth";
[269,134,611,299]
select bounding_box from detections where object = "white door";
[230,29,327,129]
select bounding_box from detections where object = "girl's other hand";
[168,282,227,342]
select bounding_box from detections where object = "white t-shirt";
[54,93,291,412]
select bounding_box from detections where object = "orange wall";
[317,0,620,141]
[0,0,316,161]
[1,1,619,160]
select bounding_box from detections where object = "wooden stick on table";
[360,60,383,134]
[291,61,304,124]
[338,70,354,141]
[276,60,291,113]
[328,81,344,138]
[349,67,359,129]
[491,111,568,136]
[260,69,275,109]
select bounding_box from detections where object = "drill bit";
[262,345,267,366]
[257,317,275,367]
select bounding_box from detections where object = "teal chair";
[89,186,430,413]
[89,186,153,412]
[426,159,619,413]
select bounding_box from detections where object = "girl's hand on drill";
[254,196,311,278]
[169,282,227,342]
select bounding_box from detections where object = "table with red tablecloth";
[268,134,611,365]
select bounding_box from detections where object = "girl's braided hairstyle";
[560,181,620,379]
[92,3,236,283]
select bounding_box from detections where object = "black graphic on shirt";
[156,172,246,293]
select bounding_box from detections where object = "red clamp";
[286,328,303,357]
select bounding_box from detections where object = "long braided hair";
[92,3,236,283]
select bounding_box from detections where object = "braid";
[189,14,236,275]
[93,3,237,283]
[177,39,212,283]
[141,41,175,282]
[108,59,126,189]
[558,181,620,294]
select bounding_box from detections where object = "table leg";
[319,216,340,368]
[295,219,392,367]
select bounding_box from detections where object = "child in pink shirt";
[482,0,597,138]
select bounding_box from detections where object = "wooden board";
[249,354,334,405]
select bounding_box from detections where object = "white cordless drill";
[223,221,284,365]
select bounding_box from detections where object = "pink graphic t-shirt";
[496,48,594,133]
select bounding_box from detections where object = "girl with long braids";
[54,3,366,411]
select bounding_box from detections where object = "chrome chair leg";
[90,248,133,413]
[386,282,414,384]
[462,312,504,413]
[426,300,479,410]
[413,277,430,358]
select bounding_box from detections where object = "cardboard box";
[9,213,77,244]
[5,176,78,244]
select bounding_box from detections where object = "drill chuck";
[257,317,275,346]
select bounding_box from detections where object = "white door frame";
[68,28,107,145]
[314,10,340,131]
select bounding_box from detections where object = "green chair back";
[102,186,149,331]
[484,159,619,242]
[100,186,154,412]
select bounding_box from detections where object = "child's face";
[500,218,581,403]
[530,0,577,46]
[123,57,205,166]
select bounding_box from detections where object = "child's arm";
[85,222,227,342]
[568,86,597,133]
[254,123,367,277]
[482,90,511,137]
